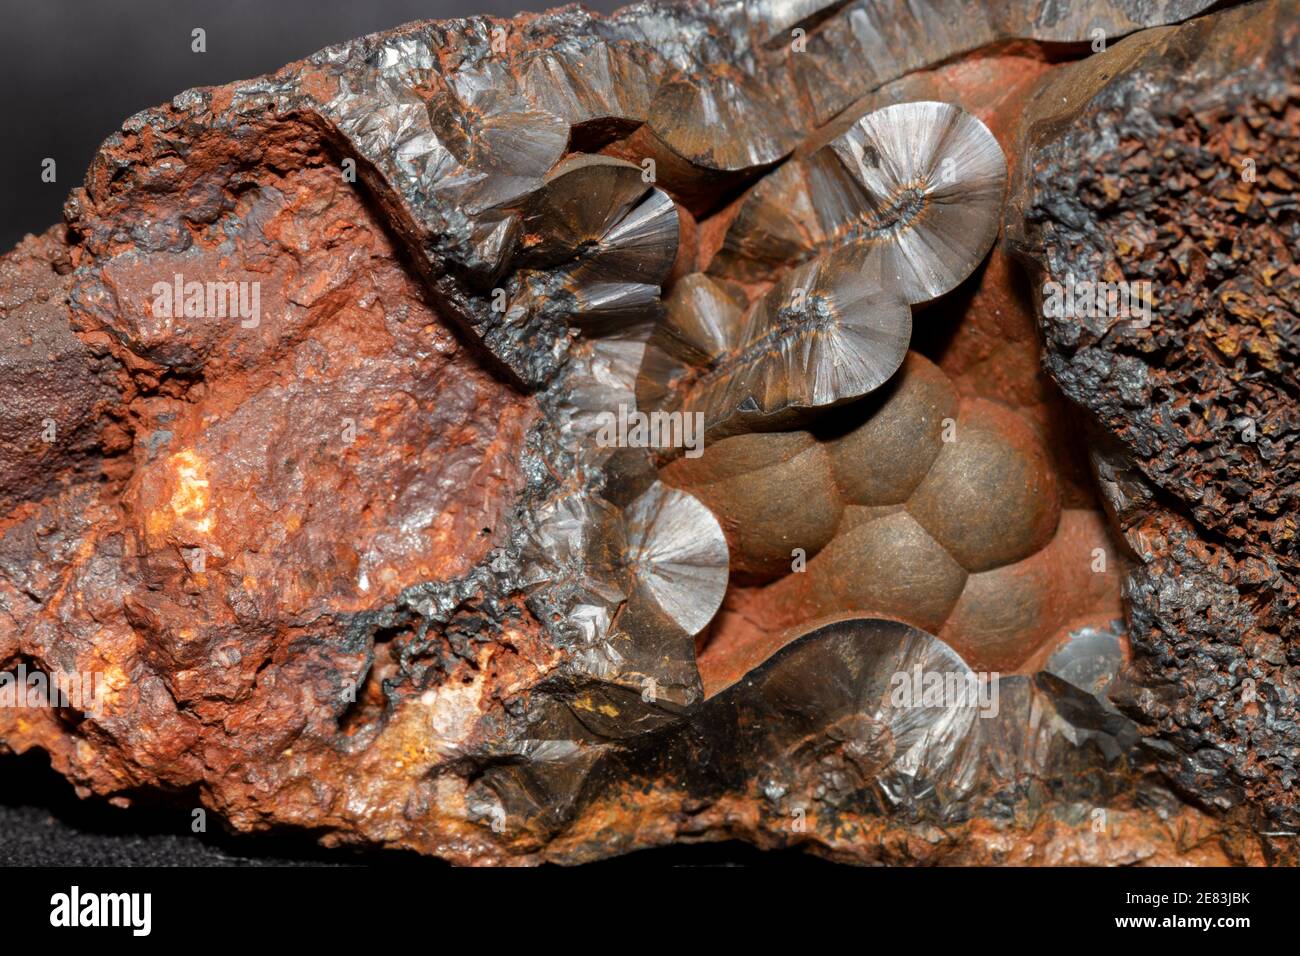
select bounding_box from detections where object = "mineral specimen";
[0,0,1293,866]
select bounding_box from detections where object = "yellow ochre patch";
[148,449,215,536]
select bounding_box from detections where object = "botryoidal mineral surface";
[0,0,1295,865]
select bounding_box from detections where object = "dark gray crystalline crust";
[1010,0,1300,833]
[466,619,1146,856]
[793,0,1220,126]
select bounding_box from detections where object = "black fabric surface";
[0,752,417,866]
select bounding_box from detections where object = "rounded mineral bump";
[937,544,1062,672]
[805,510,967,634]
[819,100,1007,305]
[823,352,958,506]
[662,430,842,582]
[648,66,800,172]
[905,398,1060,573]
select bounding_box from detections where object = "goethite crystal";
[1,0,1296,866]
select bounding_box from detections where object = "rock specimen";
[0,0,1292,865]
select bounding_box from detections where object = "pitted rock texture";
[0,0,1285,866]
[1010,0,1300,847]
[0,231,125,513]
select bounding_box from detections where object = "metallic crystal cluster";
[1,0,1294,865]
